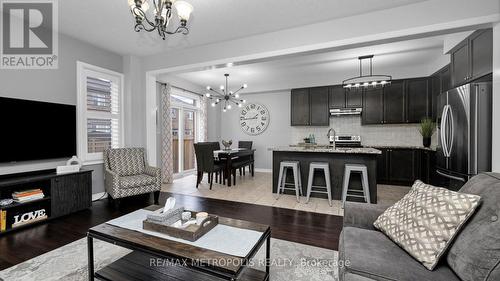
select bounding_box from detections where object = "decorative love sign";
[13,209,47,227]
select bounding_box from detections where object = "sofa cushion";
[339,227,460,281]
[373,180,481,270]
[446,173,500,281]
[108,148,145,176]
[120,174,156,189]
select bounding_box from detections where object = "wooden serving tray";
[143,211,218,242]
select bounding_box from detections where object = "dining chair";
[193,143,223,189]
[238,141,255,176]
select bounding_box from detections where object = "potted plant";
[418,118,436,148]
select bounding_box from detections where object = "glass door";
[170,92,199,178]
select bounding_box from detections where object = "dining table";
[213,148,255,187]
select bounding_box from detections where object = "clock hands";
[241,114,259,121]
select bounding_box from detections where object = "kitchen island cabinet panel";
[272,150,378,203]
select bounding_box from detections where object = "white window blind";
[77,62,123,163]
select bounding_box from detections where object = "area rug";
[0,237,339,281]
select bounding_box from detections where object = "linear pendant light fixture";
[205,74,247,112]
[342,55,392,89]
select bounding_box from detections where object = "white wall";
[0,33,123,194]
[492,23,500,172]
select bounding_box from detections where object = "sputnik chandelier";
[128,0,193,40]
[342,55,392,89]
[205,74,247,112]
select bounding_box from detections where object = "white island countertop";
[268,146,382,155]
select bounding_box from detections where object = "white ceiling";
[58,0,425,56]
[168,35,449,93]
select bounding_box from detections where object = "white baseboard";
[254,168,272,173]
[92,192,108,201]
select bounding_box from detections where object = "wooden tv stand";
[0,169,92,235]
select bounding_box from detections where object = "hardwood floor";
[0,192,343,271]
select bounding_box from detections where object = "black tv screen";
[0,97,77,163]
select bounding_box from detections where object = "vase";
[423,137,431,148]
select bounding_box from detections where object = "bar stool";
[276,161,303,202]
[342,164,370,208]
[306,162,332,206]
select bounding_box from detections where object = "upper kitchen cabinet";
[383,80,405,123]
[406,78,430,123]
[450,29,493,87]
[291,87,329,126]
[329,85,345,108]
[329,86,363,109]
[291,88,310,126]
[431,65,450,119]
[362,87,384,125]
[309,87,330,126]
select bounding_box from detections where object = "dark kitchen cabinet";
[329,86,363,109]
[362,87,384,125]
[346,90,363,108]
[377,148,389,183]
[451,40,469,87]
[470,29,493,81]
[291,87,329,126]
[309,87,329,126]
[329,86,345,108]
[383,81,406,123]
[431,65,450,119]
[451,29,493,87]
[406,78,430,123]
[376,148,435,186]
[291,88,310,126]
[388,149,417,184]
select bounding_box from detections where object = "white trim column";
[492,22,500,172]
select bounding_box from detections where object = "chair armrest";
[144,165,161,178]
[343,202,390,230]
[104,169,120,196]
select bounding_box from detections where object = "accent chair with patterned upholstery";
[104,148,161,206]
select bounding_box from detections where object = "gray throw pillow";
[373,180,481,270]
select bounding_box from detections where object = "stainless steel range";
[334,135,362,148]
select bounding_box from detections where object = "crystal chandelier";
[128,0,193,40]
[342,55,392,89]
[205,74,248,112]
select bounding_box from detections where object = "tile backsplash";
[291,116,438,148]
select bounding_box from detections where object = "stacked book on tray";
[12,189,44,203]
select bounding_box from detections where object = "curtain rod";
[156,81,203,97]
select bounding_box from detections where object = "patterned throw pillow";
[373,180,481,270]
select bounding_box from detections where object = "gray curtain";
[160,83,174,183]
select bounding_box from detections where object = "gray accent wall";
[0,33,123,194]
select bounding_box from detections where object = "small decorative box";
[146,206,185,226]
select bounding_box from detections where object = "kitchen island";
[270,146,381,203]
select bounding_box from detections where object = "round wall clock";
[239,103,270,135]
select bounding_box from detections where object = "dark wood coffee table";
[87,205,271,281]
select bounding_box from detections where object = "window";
[77,62,124,164]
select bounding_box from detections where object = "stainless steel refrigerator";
[436,82,492,190]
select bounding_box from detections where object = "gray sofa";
[339,173,500,281]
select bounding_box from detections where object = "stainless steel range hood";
[329,108,362,116]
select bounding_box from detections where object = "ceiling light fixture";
[206,74,247,112]
[128,0,193,40]
[342,55,391,89]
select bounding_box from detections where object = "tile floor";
[162,172,410,216]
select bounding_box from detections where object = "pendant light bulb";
[227,104,232,110]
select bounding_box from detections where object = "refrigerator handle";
[436,170,466,182]
[448,106,455,157]
[441,105,449,157]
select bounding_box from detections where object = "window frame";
[170,88,201,178]
[77,61,124,165]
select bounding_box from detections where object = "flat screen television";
[0,97,77,163]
